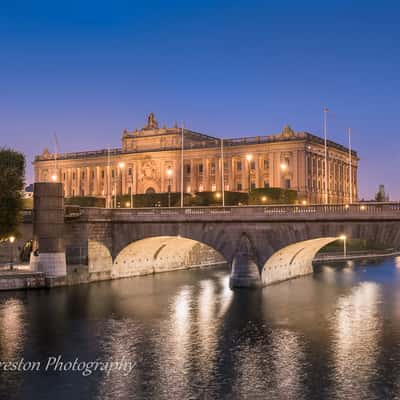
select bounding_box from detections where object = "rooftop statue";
[144,112,158,129]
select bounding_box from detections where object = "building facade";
[34,113,358,204]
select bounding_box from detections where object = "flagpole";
[348,127,353,204]
[221,138,225,207]
[107,148,111,208]
[180,123,184,208]
[323,107,328,204]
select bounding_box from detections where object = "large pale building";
[34,113,358,204]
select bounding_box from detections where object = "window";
[223,161,228,170]
[237,183,242,191]
[101,170,105,179]
[210,162,216,175]
[264,159,269,170]
[250,161,256,170]
[186,185,191,193]
[72,172,76,180]
[250,182,256,190]
[211,183,216,192]
[199,183,204,192]
[128,167,132,176]
[63,173,66,181]
[185,164,191,174]
[285,179,291,189]
[82,171,85,179]
[198,164,203,174]
[264,180,270,188]
[112,169,115,178]
[237,161,242,171]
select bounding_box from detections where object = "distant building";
[376,184,389,202]
[33,113,358,204]
[23,183,34,199]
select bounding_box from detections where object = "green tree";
[0,148,25,241]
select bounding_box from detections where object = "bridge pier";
[229,235,264,288]
[30,183,67,277]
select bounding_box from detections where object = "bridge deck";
[59,202,400,222]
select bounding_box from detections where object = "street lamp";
[246,154,253,195]
[339,235,347,258]
[280,163,288,171]
[166,167,173,207]
[51,174,57,182]
[9,236,15,271]
[261,196,267,203]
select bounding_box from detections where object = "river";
[1,257,400,399]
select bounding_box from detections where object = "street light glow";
[166,167,173,177]
[261,196,267,202]
[280,163,288,171]
[339,235,347,240]
[246,154,253,162]
[302,200,307,205]
[215,192,221,199]
[51,174,57,182]
[118,162,125,169]
[9,236,15,243]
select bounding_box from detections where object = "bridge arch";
[111,236,227,279]
[261,237,341,286]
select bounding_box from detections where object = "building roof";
[34,114,357,162]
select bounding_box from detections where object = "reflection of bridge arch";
[108,236,227,279]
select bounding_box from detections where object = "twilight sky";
[1,0,399,199]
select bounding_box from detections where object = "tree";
[0,148,25,241]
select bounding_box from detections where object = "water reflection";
[333,282,381,399]
[0,298,25,359]
[1,260,400,399]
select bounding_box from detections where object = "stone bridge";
[29,184,400,288]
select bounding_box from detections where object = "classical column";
[229,157,234,191]
[255,154,260,188]
[76,167,81,196]
[85,166,90,196]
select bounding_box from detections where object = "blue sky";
[1,0,399,199]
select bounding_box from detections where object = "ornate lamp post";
[166,167,173,207]
[9,236,15,271]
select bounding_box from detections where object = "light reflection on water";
[1,259,400,399]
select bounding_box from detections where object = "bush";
[249,188,298,205]
[190,191,248,206]
[65,196,106,207]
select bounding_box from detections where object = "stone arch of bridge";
[261,237,341,286]
[111,236,228,279]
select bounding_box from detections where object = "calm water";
[1,258,400,399]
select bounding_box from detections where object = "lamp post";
[167,167,173,207]
[9,236,15,271]
[246,154,253,196]
[339,235,347,258]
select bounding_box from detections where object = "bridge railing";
[72,202,400,220]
